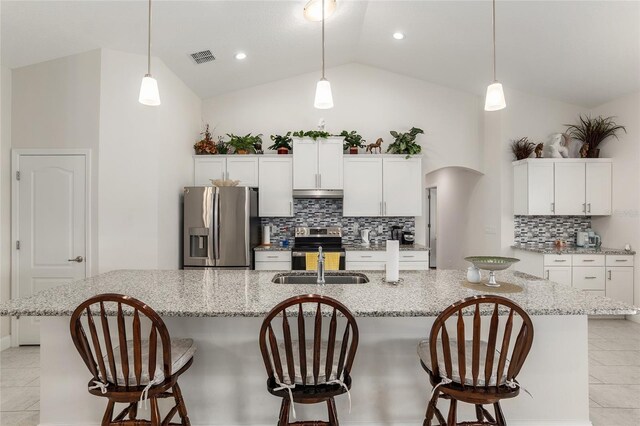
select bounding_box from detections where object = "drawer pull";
[267,255,279,259]
[360,255,373,258]
[585,276,597,279]
[582,259,595,262]
[615,259,628,262]
[554,259,567,262]
[402,255,415,258]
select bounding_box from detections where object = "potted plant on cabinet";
[292,130,331,140]
[215,136,229,154]
[194,124,217,155]
[565,115,626,158]
[386,127,424,158]
[340,130,366,154]
[269,132,293,154]
[227,133,261,154]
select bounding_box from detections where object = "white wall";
[589,92,640,311]
[202,62,482,174]
[1,67,11,342]
[98,49,201,272]
[10,49,102,276]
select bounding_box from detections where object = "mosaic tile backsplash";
[260,199,415,245]
[514,215,592,246]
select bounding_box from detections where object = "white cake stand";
[464,256,520,287]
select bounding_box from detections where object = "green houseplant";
[226,133,262,154]
[565,115,626,158]
[269,132,293,154]
[215,137,229,154]
[386,127,424,158]
[292,130,331,140]
[340,130,366,154]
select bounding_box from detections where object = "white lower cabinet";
[255,251,291,271]
[346,250,429,270]
[543,266,572,287]
[515,249,634,305]
[606,266,634,305]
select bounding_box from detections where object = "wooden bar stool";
[259,294,359,426]
[418,295,534,426]
[70,293,196,426]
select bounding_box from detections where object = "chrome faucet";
[317,246,325,284]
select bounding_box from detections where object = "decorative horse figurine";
[366,138,383,154]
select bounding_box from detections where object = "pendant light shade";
[484,0,505,111]
[139,0,160,106]
[139,74,161,106]
[314,79,334,109]
[304,0,337,22]
[484,82,506,111]
[313,0,333,109]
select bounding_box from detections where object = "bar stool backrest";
[429,295,534,388]
[70,293,172,388]
[259,294,359,387]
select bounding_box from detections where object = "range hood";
[292,189,343,199]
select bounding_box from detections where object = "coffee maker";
[401,231,415,245]
[390,225,403,241]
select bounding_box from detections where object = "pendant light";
[484,0,505,111]
[139,0,161,106]
[314,0,333,109]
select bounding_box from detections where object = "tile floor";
[0,319,638,425]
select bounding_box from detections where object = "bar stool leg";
[101,400,115,426]
[475,404,484,422]
[278,398,290,426]
[172,382,191,425]
[150,397,161,426]
[447,399,457,425]
[327,397,339,425]
[423,390,440,426]
[128,402,138,420]
[494,402,506,426]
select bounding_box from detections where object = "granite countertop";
[0,269,636,318]
[255,243,429,252]
[512,244,636,255]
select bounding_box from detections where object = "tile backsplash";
[514,215,592,246]
[260,199,415,245]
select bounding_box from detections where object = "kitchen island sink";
[272,272,369,284]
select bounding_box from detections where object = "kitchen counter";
[512,244,636,255]
[254,243,429,252]
[1,268,635,318]
[6,268,632,425]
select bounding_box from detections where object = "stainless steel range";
[291,226,345,270]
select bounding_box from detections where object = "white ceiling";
[2,1,639,107]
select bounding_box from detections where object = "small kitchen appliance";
[360,229,370,245]
[291,227,345,270]
[390,225,403,241]
[576,231,588,247]
[401,231,415,245]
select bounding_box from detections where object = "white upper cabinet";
[226,157,259,187]
[343,157,383,216]
[292,137,343,190]
[383,157,422,217]
[194,156,259,187]
[513,159,612,216]
[259,157,293,217]
[317,138,344,189]
[194,157,226,185]
[586,162,612,215]
[555,162,586,215]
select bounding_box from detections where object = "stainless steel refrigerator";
[183,186,260,269]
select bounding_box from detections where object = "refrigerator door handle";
[213,189,220,260]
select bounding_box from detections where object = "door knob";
[68,256,84,263]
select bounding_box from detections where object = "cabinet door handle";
[608,270,612,280]
[587,203,591,213]
[582,203,586,213]
[379,202,382,216]
[290,201,293,216]
[319,174,322,188]
[546,270,550,279]
[384,202,387,215]
[551,202,555,213]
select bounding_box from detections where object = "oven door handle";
[292,252,345,257]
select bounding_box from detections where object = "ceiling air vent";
[190,50,215,64]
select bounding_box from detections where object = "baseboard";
[0,334,10,351]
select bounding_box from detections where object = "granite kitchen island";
[1,269,637,425]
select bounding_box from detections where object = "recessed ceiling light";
[235,52,247,60]
[393,32,405,40]
[304,0,337,22]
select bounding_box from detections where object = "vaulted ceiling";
[2,1,639,107]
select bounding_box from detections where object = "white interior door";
[15,154,87,344]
